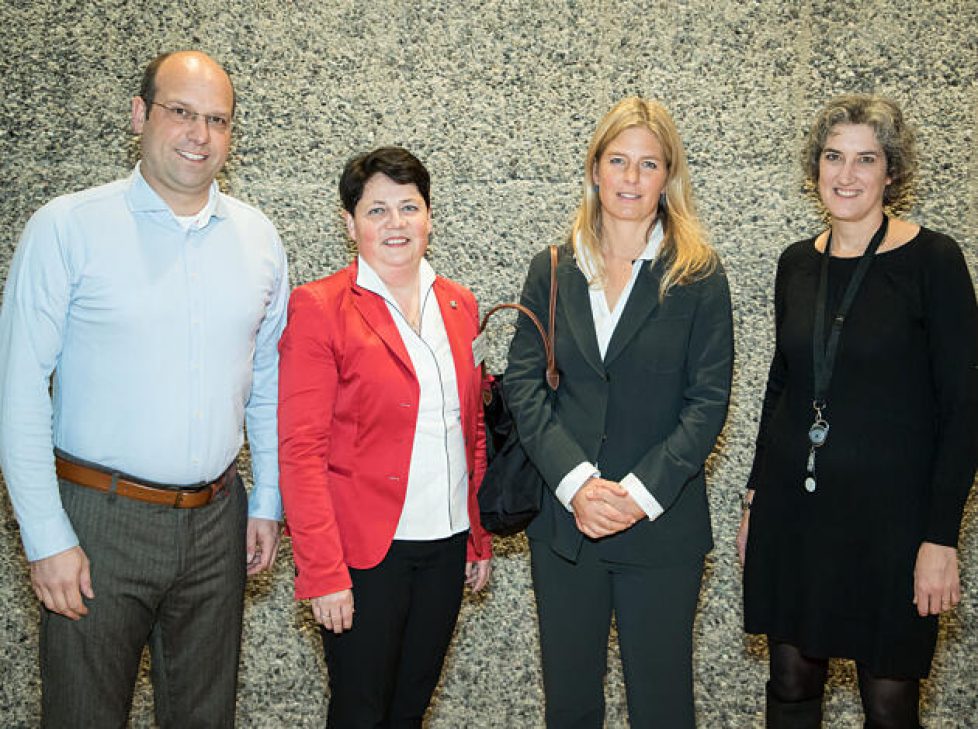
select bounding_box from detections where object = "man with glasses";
[0,50,288,727]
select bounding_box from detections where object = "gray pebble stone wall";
[1,1,975,727]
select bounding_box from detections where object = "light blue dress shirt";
[0,164,289,562]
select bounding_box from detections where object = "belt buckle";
[173,490,185,508]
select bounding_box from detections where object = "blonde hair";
[571,97,716,298]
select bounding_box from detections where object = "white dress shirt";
[355,256,470,540]
[554,221,666,521]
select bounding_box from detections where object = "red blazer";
[278,261,491,599]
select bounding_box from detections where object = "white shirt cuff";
[620,473,664,521]
[555,462,599,512]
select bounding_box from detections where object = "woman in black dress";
[738,94,978,728]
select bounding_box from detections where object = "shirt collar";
[576,219,664,283]
[126,161,227,224]
[356,255,437,303]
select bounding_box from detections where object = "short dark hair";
[138,51,237,119]
[339,147,431,214]
[803,94,916,211]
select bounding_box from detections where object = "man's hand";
[571,478,638,539]
[30,546,94,620]
[913,542,960,617]
[312,589,355,634]
[246,517,281,575]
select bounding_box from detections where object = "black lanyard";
[804,215,888,493]
[812,215,889,408]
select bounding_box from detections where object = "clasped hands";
[571,477,645,539]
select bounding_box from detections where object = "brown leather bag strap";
[480,244,560,391]
[545,244,559,389]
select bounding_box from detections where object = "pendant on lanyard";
[805,215,888,493]
[804,402,829,493]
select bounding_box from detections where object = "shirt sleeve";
[620,472,665,521]
[627,265,733,511]
[554,461,599,511]
[278,284,352,599]
[244,232,289,521]
[503,248,593,489]
[921,234,978,546]
[0,203,79,561]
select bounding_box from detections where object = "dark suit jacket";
[503,243,733,565]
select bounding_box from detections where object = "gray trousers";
[40,474,248,729]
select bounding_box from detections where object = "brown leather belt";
[55,456,235,509]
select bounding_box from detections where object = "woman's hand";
[311,589,355,634]
[572,478,640,538]
[736,489,754,567]
[913,542,960,616]
[466,559,492,593]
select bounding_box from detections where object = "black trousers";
[40,474,248,729]
[322,531,468,729]
[531,538,705,729]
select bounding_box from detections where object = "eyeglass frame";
[145,100,233,132]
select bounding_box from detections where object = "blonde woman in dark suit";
[504,97,733,728]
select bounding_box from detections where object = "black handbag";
[477,246,559,536]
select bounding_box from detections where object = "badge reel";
[805,402,829,493]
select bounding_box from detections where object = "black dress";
[743,226,978,678]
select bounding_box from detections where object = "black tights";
[769,639,920,729]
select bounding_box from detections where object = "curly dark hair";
[802,94,917,212]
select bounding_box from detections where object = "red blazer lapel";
[348,266,416,378]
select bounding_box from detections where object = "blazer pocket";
[328,462,353,478]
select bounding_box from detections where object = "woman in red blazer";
[278,147,492,728]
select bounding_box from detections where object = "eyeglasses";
[148,102,231,132]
